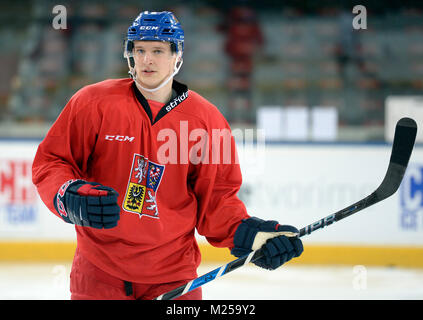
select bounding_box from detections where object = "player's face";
[132,41,178,90]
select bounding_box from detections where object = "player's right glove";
[54,179,120,229]
[231,217,303,270]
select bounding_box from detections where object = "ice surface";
[0,262,422,300]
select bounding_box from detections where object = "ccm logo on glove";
[54,179,120,229]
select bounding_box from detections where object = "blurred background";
[1,0,423,300]
[1,0,423,139]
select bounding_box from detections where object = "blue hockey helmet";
[124,11,184,58]
[124,11,185,92]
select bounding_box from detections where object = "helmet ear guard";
[123,40,135,65]
[175,51,183,68]
[123,39,136,79]
[123,39,134,59]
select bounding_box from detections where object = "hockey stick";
[154,117,417,300]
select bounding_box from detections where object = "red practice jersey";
[32,78,249,284]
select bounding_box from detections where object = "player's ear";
[177,55,183,67]
[174,51,183,63]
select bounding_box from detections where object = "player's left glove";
[231,217,303,270]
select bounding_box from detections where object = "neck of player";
[135,78,173,104]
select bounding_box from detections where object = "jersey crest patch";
[123,154,165,219]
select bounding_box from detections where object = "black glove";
[231,217,303,270]
[54,179,120,229]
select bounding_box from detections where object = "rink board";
[0,139,423,267]
[0,241,422,268]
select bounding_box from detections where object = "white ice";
[0,262,422,300]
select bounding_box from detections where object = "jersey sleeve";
[32,89,99,218]
[191,109,250,249]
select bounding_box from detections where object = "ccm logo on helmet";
[105,135,135,142]
[139,26,159,30]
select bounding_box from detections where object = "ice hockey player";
[32,10,303,300]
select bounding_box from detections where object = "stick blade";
[390,117,417,168]
[375,117,417,201]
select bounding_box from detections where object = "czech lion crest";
[123,154,165,219]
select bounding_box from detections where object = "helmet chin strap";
[128,53,183,93]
